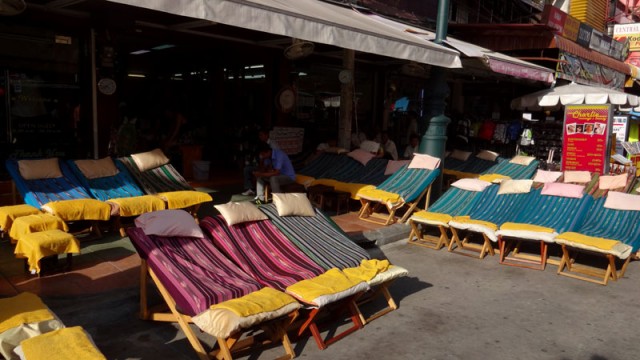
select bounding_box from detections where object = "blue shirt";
[271,148,295,180]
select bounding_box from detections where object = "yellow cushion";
[500,222,555,233]
[0,204,41,233]
[21,326,107,360]
[342,259,390,282]
[107,195,165,217]
[15,229,80,273]
[411,211,452,225]
[357,187,402,204]
[451,216,498,231]
[156,191,212,209]
[334,182,374,200]
[478,174,511,183]
[74,157,119,179]
[9,214,68,244]
[42,199,111,221]
[555,232,619,251]
[295,174,315,187]
[210,287,298,317]
[0,292,54,334]
[286,268,366,306]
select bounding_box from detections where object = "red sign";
[562,105,611,173]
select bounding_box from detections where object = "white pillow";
[18,158,63,180]
[449,149,471,161]
[131,148,170,172]
[604,191,640,211]
[532,170,562,183]
[359,140,380,153]
[408,153,440,170]
[497,179,533,195]
[509,155,536,166]
[135,210,204,238]
[347,149,375,166]
[450,178,492,192]
[214,202,268,226]
[476,150,499,162]
[563,170,591,183]
[273,193,315,217]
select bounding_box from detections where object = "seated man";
[403,133,420,159]
[242,129,279,196]
[253,143,295,202]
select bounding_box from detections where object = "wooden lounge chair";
[259,203,407,325]
[127,226,300,360]
[480,155,539,180]
[553,193,640,285]
[357,165,441,225]
[408,185,487,250]
[201,215,368,350]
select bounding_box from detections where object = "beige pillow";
[450,149,472,161]
[563,170,591,183]
[74,157,119,179]
[476,150,499,162]
[214,202,268,226]
[273,193,315,217]
[131,148,170,172]
[497,179,533,195]
[509,155,536,166]
[18,158,63,180]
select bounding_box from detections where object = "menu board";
[561,104,611,173]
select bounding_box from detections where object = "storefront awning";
[553,35,630,75]
[105,0,462,69]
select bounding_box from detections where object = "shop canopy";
[105,0,462,69]
[510,82,640,111]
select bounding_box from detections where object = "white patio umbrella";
[511,82,640,110]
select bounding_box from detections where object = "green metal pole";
[419,0,450,201]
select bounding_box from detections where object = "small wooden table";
[307,185,350,214]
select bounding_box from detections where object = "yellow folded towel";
[0,204,40,232]
[42,199,111,221]
[478,174,511,183]
[500,222,555,233]
[14,230,80,273]
[9,214,68,244]
[452,216,498,231]
[107,195,165,217]
[412,211,453,224]
[286,268,363,303]
[295,174,315,187]
[356,187,402,204]
[556,232,620,251]
[334,182,373,200]
[0,292,54,334]
[210,288,297,318]
[157,190,212,209]
[343,259,390,282]
[21,326,106,360]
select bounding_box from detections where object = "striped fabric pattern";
[319,156,365,182]
[570,196,640,251]
[260,203,370,271]
[354,158,390,185]
[201,216,324,290]
[298,153,346,178]
[465,185,530,225]
[118,156,193,194]
[67,160,145,201]
[6,159,93,208]
[126,227,262,317]
[481,159,539,179]
[510,189,594,233]
[427,186,486,216]
[376,166,441,202]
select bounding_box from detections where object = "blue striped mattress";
[509,189,594,233]
[6,159,92,208]
[375,166,441,203]
[427,186,486,216]
[259,203,370,271]
[67,159,145,201]
[464,185,530,225]
[118,156,193,194]
[298,153,346,178]
[481,159,539,179]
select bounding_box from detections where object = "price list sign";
[561,104,611,173]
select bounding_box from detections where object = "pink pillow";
[532,170,562,183]
[599,174,628,190]
[604,191,640,211]
[408,153,441,170]
[384,160,410,175]
[135,210,204,238]
[347,149,375,166]
[541,183,584,198]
